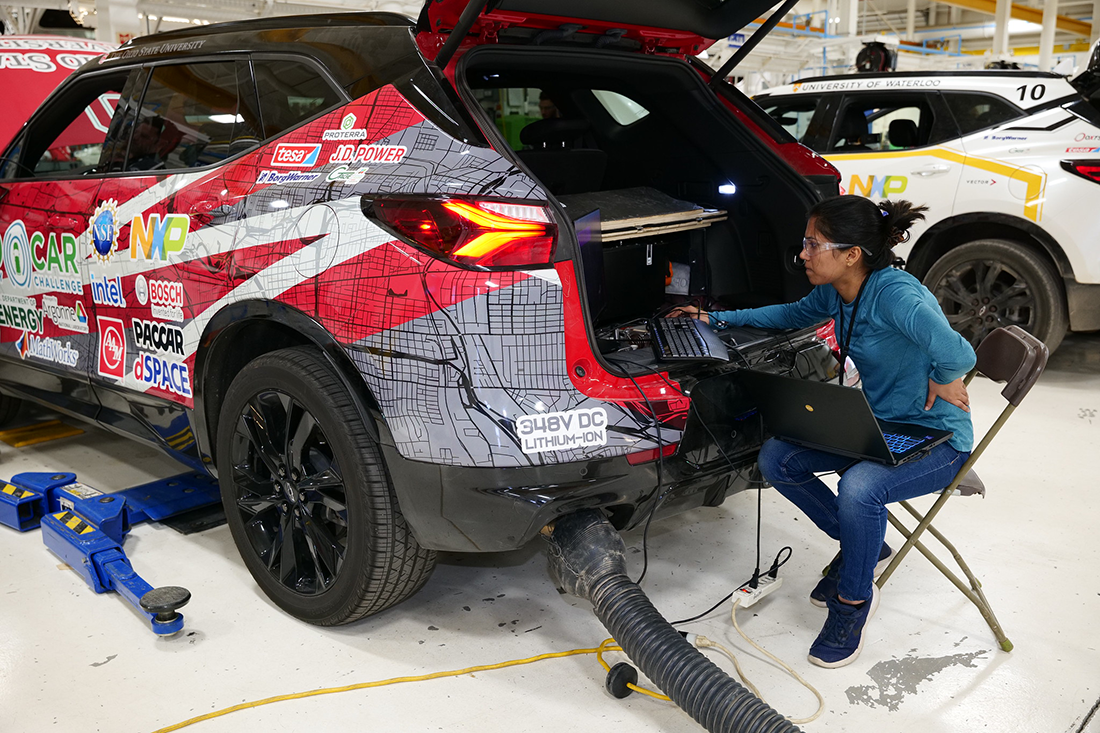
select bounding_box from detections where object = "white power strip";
[732,575,784,609]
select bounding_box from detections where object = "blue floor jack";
[0,471,221,635]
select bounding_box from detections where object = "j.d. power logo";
[97,316,126,380]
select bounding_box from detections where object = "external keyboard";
[649,318,729,362]
[882,432,931,454]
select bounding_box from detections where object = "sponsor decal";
[270,143,322,168]
[982,134,1027,141]
[134,353,192,398]
[16,331,79,366]
[325,165,367,185]
[97,316,126,380]
[965,179,997,185]
[1008,147,1030,154]
[849,174,908,198]
[129,213,189,261]
[132,318,184,356]
[2,220,82,294]
[135,275,184,321]
[517,407,607,454]
[792,78,940,93]
[90,199,120,261]
[256,169,319,185]
[1075,132,1100,142]
[90,272,126,307]
[328,144,407,166]
[0,293,44,333]
[41,295,89,333]
[1065,146,1100,153]
[322,114,368,141]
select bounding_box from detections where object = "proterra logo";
[91,199,120,262]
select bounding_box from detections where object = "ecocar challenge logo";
[91,199,120,262]
[2,220,82,294]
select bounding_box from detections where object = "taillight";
[1061,159,1100,184]
[365,197,557,268]
[626,442,679,465]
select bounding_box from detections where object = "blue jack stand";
[0,472,220,636]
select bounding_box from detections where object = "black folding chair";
[876,325,1049,652]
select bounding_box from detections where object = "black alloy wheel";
[217,346,436,625]
[231,389,347,596]
[923,239,1067,353]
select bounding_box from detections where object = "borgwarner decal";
[518,407,608,454]
[2,220,82,294]
[257,170,319,185]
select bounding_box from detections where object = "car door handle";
[47,214,84,229]
[189,198,227,215]
[911,165,951,177]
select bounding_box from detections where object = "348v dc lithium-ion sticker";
[517,407,607,454]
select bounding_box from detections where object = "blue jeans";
[758,437,969,603]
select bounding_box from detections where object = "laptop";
[739,370,953,466]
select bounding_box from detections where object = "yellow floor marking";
[0,420,85,448]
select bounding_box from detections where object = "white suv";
[757,70,1100,352]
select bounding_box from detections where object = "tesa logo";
[98,316,126,380]
[270,143,321,168]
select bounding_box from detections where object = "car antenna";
[709,0,800,88]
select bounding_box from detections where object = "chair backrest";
[973,325,1049,406]
[888,119,919,148]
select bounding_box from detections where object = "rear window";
[253,57,344,139]
[591,90,649,126]
[942,91,1024,136]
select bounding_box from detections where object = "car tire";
[0,394,22,428]
[216,346,436,625]
[922,239,1067,353]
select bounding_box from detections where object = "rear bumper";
[382,442,755,552]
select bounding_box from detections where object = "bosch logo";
[270,143,321,168]
[149,279,184,308]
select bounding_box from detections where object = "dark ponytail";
[807,195,928,270]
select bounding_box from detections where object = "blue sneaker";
[808,584,880,668]
[809,543,895,608]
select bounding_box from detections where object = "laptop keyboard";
[650,318,713,360]
[883,432,932,454]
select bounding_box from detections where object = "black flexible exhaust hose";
[543,510,800,733]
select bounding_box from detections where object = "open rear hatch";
[417,0,786,60]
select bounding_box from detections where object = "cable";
[595,638,671,701]
[150,644,617,733]
[669,546,791,626]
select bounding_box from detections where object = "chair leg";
[879,507,1013,652]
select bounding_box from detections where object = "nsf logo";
[91,199,120,261]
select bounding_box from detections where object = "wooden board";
[558,187,726,240]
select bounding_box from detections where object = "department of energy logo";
[91,199,120,262]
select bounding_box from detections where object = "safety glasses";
[801,237,859,256]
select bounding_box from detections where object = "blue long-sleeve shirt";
[711,267,977,452]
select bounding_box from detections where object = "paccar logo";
[132,318,184,356]
[134,353,192,398]
[328,144,407,165]
[129,213,189,261]
[270,143,321,168]
[2,220,82,294]
[849,174,908,198]
[97,316,126,380]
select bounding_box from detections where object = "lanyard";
[835,274,870,385]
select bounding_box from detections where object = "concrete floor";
[1,334,1098,733]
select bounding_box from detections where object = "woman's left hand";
[925,378,970,412]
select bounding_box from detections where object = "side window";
[942,92,1024,136]
[252,58,343,139]
[828,95,951,152]
[759,96,820,143]
[7,70,134,178]
[124,60,261,172]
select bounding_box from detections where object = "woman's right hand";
[668,305,709,324]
